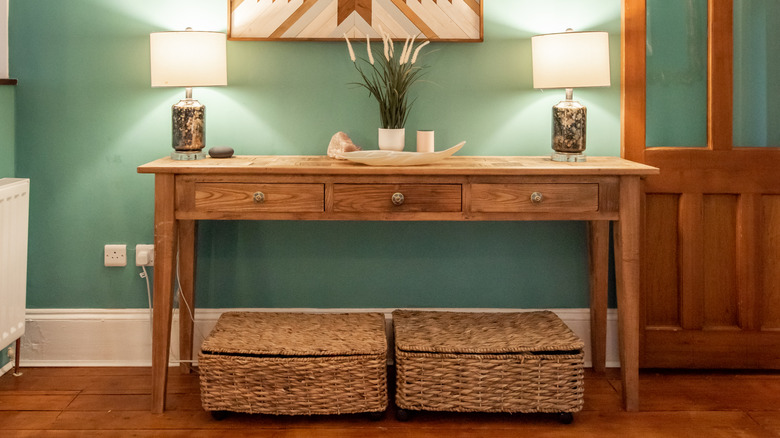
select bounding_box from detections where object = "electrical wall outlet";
[135,244,154,266]
[104,244,127,267]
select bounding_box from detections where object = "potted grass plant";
[345,32,430,151]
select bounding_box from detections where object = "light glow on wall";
[485,0,619,35]
[101,0,227,30]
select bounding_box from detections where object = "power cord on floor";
[175,250,208,362]
[139,251,206,366]
[140,266,152,338]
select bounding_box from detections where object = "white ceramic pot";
[378,128,405,151]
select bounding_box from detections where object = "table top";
[138,155,659,177]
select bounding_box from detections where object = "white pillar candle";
[417,130,434,153]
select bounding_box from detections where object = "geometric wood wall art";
[229,0,483,41]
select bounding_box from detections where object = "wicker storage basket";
[393,310,584,414]
[199,312,388,415]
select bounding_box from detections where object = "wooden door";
[623,0,780,367]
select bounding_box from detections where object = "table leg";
[151,174,177,414]
[587,220,609,374]
[178,220,197,374]
[614,176,641,411]
[13,338,21,375]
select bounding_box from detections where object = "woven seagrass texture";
[393,310,584,414]
[393,310,584,353]
[199,312,388,415]
[201,312,387,356]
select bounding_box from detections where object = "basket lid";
[392,310,584,354]
[201,312,387,357]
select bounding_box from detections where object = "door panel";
[645,0,708,147]
[763,196,780,329]
[733,0,780,146]
[702,195,738,329]
[644,194,681,329]
[624,0,780,368]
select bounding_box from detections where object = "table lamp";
[150,29,227,160]
[531,30,610,162]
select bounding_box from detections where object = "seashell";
[327,132,362,158]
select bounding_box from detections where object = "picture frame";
[228,0,483,42]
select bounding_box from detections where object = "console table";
[138,155,658,413]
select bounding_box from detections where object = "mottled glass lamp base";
[551,99,587,162]
[171,150,207,160]
[171,98,206,160]
[551,151,586,162]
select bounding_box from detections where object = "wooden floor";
[1,366,779,437]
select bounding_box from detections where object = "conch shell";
[327,132,362,158]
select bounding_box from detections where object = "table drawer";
[471,183,599,213]
[333,184,462,213]
[194,183,324,212]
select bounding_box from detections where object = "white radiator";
[0,178,29,351]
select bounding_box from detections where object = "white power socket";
[136,244,154,266]
[104,244,127,267]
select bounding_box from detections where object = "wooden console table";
[138,155,658,413]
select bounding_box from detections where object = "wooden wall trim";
[708,0,734,151]
[621,0,646,162]
[643,148,780,194]
[0,78,17,86]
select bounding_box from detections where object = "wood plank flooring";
[1,367,779,437]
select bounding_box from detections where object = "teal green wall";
[9,0,622,310]
[0,85,13,177]
[0,346,8,370]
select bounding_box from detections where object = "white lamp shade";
[531,31,610,89]
[150,31,227,88]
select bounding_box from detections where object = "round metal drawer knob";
[253,191,265,204]
[530,192,543,203]
[391,192,405,206]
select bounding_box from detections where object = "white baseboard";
[11,308,620,370]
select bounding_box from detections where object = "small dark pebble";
[208,147,234,158]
